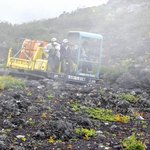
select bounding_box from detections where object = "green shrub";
[115,114,130,123]
[0,76,25,90]
[47,94,54,100]
[122,134,146,150]
[85,107,116,122]
[71,103,81,111]
[100,66,124,83]
[118,93,139,103]
[101,66,123,76]
[120,58,135,71]
[75,128,96,139]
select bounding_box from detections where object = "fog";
[0,1,150,149]
[0,0,108,24]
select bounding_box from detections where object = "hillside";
[0,1,150,149]
[0,75,149,149]
[0,0,150,63]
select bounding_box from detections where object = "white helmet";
[52,42,57,45]
[63,39,68,43]
[51,37,57,42]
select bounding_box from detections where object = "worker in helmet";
[45,37,58,53]
[60,39,72,73]
[51,37,57,43]
[45,37,60,73]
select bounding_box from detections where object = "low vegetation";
[0,76,25,90]
[118,93,139,103]
[75,128,97,140]
[100,66,124,83]
[122,134,147,150]
[71,103,81,111]
[47,94,54,100]
[71,103,130,123]
[115,114,130,124]
[85,107,116,122]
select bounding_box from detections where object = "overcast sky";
[0,0,108,24]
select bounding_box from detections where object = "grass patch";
[0,76,25,90]
[75,128,96,140]
[118,93,139,103]
[85,107,116,122]
[47,94,54,100]
[122,134,146,150]
[115,114,130,123]
[70,103,81,111]
[71,103,130,123]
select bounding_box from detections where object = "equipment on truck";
[7,31,103,83]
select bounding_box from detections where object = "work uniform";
[45,42,60,72]
[60,43,71,73]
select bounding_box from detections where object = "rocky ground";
[0,72,150,150]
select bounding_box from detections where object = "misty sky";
[0,0,108,24]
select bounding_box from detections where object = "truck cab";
[68,31,103,79]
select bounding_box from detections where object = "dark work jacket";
[60,44,71,61]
